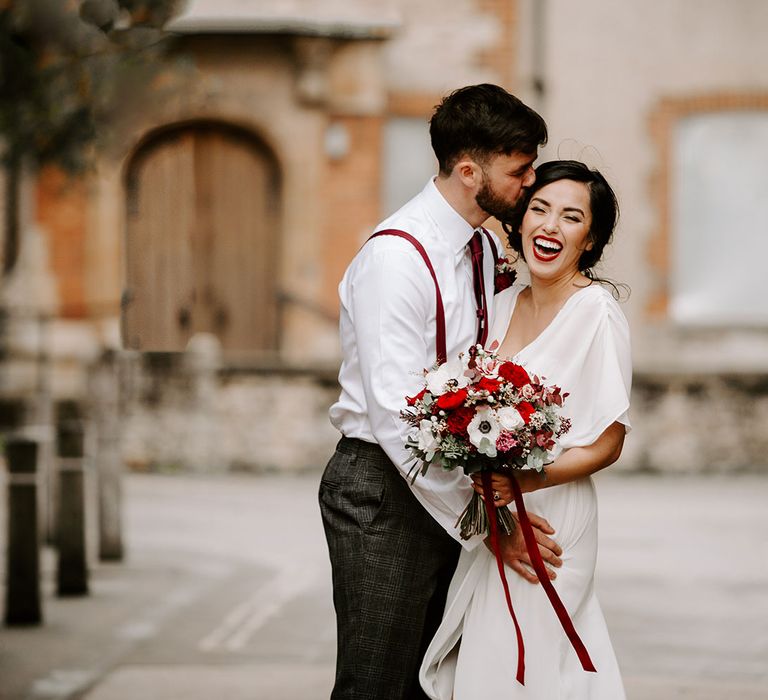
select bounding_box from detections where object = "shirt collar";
[422,177,477,256]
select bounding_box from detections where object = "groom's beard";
[476,179,527,225]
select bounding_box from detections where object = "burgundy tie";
[469,230,489,346]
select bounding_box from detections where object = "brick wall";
[35,166,89,319]
[319,115,384,314]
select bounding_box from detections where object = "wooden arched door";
[123,122,281,356]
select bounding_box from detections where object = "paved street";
[1,470,767,699]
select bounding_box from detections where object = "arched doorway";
[122,121,281,356]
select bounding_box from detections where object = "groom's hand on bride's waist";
[486,513,563,584]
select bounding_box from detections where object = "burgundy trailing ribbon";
[368,229,447,364]
[481,471,526,684]
[508,473,597,674]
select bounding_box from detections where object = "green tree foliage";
[0,0,181,272]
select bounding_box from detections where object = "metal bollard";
[4,437,43,625]
[91,350,124,561]
[56,406,89,596]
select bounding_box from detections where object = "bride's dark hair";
[502,160,629,299]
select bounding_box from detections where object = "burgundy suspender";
[368,228,499,365]
[482,228,499,262]
[367,228,499,365]
[367,229,448,365]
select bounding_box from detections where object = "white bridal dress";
[420,283,632,700]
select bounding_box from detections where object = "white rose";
[497,406,524,431]
[467,406,500,458]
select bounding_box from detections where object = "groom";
[320,84,561,700]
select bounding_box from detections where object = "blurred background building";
[2,0,767,473]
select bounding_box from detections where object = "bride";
[420,160,631,699]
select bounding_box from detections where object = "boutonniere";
[494,255,517,294]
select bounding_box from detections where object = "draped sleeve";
[544,286,632,450]
[490,283,632,452]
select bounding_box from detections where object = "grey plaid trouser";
[319,437,461,700]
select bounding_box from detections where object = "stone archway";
[122,121,281,356]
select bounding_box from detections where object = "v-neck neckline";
[499,284,594,360]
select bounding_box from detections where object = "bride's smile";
[531,234,563,261]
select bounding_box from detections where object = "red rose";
[406,388,426,406]
[498,362,530,388]
[516,401,535,424]
[446,406,475,436]
[436,388,468,410]
[475,376,501,394]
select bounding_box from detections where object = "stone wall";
[110,338,768,474]
[116,337,340,473]
[621,372,768,473]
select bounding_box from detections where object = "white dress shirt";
[329,178,501,549]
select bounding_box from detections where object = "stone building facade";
[2,0,767,472]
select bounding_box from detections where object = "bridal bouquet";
[401,343,571,540]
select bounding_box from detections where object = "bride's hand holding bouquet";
[400,342,571,540]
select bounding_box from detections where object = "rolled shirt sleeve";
[346,242,484,549]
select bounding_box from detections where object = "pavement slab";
[81,664,334,700]
[1,470,766,699]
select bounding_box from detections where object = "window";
[382,117,437,215]
[671,111,768,325]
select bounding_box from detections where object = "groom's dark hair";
[430,84,547,175]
